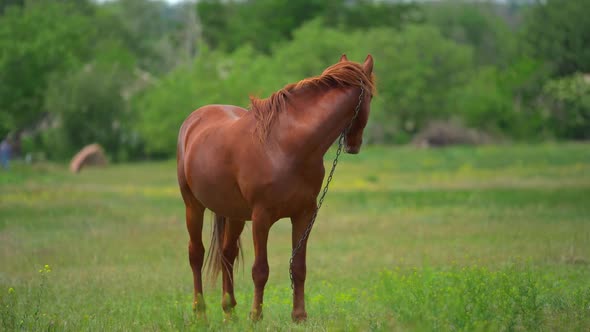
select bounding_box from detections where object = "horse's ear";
[339,54,348,62]
[363,54,374,74]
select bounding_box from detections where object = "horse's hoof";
[291,310,308,323]
[194,311,208,323]
[223,310,238,323]
[192,306,207,322]
[249,310,263,322]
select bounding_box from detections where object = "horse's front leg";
[221,219,245,321]
[290,208,315,322]
[249,209,273,321]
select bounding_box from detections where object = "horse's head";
[342,54,374,154]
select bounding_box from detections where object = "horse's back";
[177,105,253,218]
[178,105,248,156]
[179,104,247,136]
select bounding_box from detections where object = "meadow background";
[1,144,590,330]
[1,0,590,331]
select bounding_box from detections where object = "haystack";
[412,121,491,148]
[69,144,108,173]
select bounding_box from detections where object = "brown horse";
[177,54,375,322]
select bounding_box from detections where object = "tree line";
[0,0,588,160]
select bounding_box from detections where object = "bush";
[41,64,132,161]
[538,73,590,140]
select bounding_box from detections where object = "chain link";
[289,85,364,290]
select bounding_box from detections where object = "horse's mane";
[249,61,376,141]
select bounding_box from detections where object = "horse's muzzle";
[345,145,360,154]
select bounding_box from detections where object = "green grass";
[1,143,589,331]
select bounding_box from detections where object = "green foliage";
[197,0,329,53]
[98,0,188,73]
[0,0,187,142]
[523,0,590,76]
[197,0,421,54]
[41,65,132,161]
[452,57,545,137]
[539,74,590,140]
[424,1,518,67]
[361,25,474,142]
[0,0,23,15]
[319,0,423,31]
[0,1,96,138]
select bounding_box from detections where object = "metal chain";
[289,85,364,290]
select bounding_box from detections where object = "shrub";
[42,64,132,161]
[538,73,590,140]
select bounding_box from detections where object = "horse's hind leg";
[220,218,246,320]
[185,202,207,319]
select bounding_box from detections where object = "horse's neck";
[275,86,357,161]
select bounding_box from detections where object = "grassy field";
[1,143,589,331]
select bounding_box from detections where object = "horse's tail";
[205,213,243,285]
